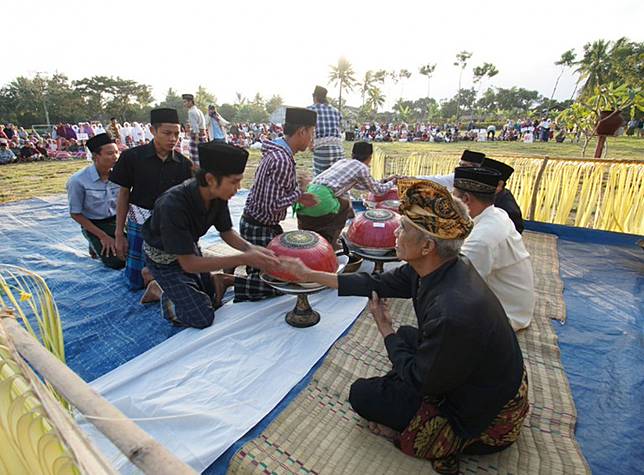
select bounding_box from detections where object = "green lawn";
[1,137,642,204]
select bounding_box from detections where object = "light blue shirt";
[274,137,292,153]
[66,165,120,220]
[208,115,225,140]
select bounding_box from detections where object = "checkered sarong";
[144,253,217,328]
[312,144,344,176]
[233,216,283,302]
[189,133,207,167]
[124,218,145,290]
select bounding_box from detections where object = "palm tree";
[574,40,611,98]
[473,63,499,93]
[398,69,412,98]
[328,57,356,112]
[472,63,499,119]
[366,87,385,115]
[453,51,473,122]
[234,92,247,105]
[360,71,375,107]
[419,63,437,98]
[550,49,576,102]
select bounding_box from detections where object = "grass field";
[0,137,642,204]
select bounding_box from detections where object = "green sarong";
[295,184,340,218]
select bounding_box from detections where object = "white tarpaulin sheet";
[81,289,367,473]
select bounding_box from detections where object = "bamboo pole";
[528,157,550,221]
[0,314,197,475]
[0,311,117,475]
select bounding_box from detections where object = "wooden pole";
[0,315,197,475]
[0,313,118,475]
[594,135,607,158]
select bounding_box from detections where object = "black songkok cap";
[285,107,317,127]
[453,167,501,194]
[181,93,194,101]
[352,141,373,157]
[198,142,249,176]
[460,149,486,165]
[313,85,328,98]
[150,108,180,124]
[86,133,115,154]
[482,157,514,182]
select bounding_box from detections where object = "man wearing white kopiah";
[451,166,535,331]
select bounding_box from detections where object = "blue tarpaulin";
[525,222,644,475]
[0,192,248,382]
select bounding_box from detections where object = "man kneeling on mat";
[66,133,125,270]
[279,180,528,474]
[140,142,280,328]
[296,141,396,249]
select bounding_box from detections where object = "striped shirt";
[308,103,342,139]
[243,140,302,225]
[314,159,395,196]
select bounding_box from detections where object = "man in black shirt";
[483,157,525,234]
[141,142,280,328]
[109,108,193,291]
[278,180,527,474]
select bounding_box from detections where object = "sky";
[4,0,642,110]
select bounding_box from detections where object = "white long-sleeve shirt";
[461,205,535,331]
[417,172,454,191]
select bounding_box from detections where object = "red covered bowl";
[346,209,400,251]
[266,230,337,282]
[367,187,399,203]
[376,199,401,212]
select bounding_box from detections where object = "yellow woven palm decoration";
[0,265,80,474]
[372,152,643,235]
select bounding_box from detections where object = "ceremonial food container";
[267,230,337,282]
[346,209,400,251]
[366,187,399,204]
[376,200,401,212]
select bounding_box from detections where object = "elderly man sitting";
[279,180,528,474]
[452,166,535,331]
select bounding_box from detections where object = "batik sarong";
[397,369,530,474]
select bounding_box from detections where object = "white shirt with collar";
[188,105,206,134]
[461,205,535,331]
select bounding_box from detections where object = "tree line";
[0,37,640,128]
[328,37,642,124]
[0,76,284,127]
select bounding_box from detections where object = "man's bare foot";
[140,281,162,304]
[367,421,398,441]
[141,267,154,287]
[212,273,235,309]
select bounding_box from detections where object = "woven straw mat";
[225,230,589,475]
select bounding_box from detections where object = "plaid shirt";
[308,103,342,139]
[314,159,395,196]
[243,140,302,225]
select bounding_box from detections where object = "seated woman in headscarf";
[278,180,528,474]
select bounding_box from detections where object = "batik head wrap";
[398,179,473,240]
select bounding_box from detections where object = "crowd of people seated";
[350,117,567,144]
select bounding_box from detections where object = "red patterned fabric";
[397,369,529,474]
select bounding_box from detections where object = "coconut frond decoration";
[0,333,82,474]
[0,264,68,410]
